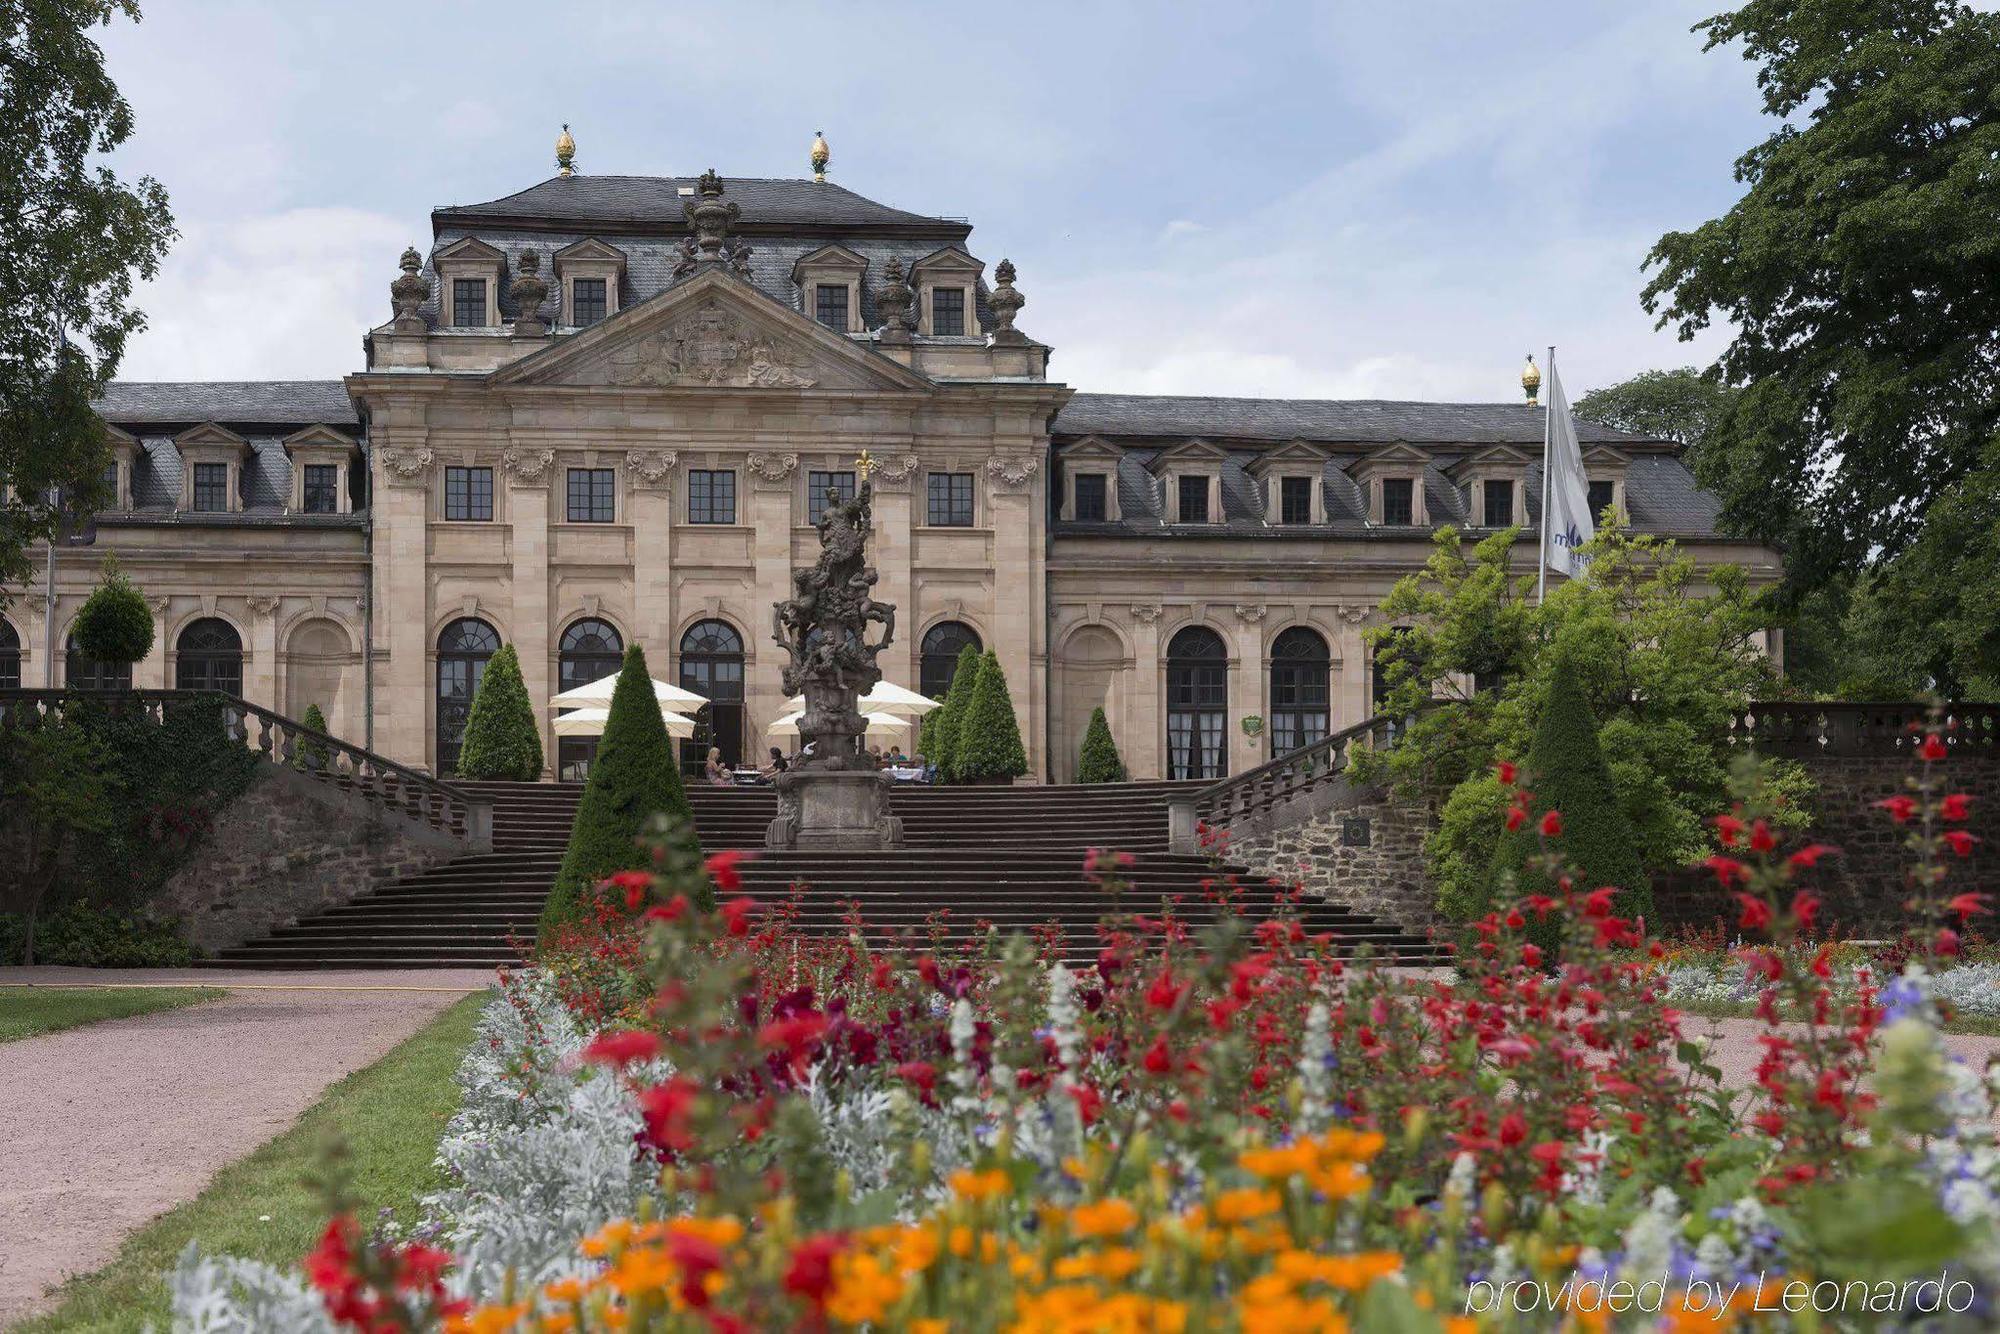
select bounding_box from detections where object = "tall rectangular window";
[807,470,856,525]
[931,287,965,336]
[927,472,974,526]
[1588,479,1616,520]
[302,464,339,514]
[444,466,493,521]
[101,462,120,503]
[1072,472,1108,522]
[192,462,228,513]
[1279,475,1314,524]
[1380,477,1414,525]
[688,469,736,524]
[1177,474,1210,523]
[1483,479,1514,527]
[813,284,849,331]
[571,278,607,326]
[567,467,615,523]
[452,278,487,327]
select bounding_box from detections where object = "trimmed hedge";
[73,556,153,666]
[1488,653,1650,947]
[954,651,1028,783]
[297,703,331,771]
[930,646,983,782]
[541,645,700,940]
[455,644,543,781]
[1077,706,1127,783]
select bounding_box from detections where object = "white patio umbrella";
[766,709,910,741]
[549,676,707,711]
[782,680,940,717]
[552,706,698,739]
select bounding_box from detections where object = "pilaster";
[504,447,555,775]
[1128,604,1164,780]
[1230,604,1267,776]
[870,454,919,690]
[626,448,678,655]
[747,452,800,750]
[247,594,281,710]
[376,443,435,771]
[985,453,1042,778]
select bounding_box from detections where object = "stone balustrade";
[1724,702,2000,757]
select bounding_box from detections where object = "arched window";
[556,618,624,781]
[920,621,982,700]
[175,618,243,695]
[436,617,500,775]
[1268,627,1330,755]
[1165,626,1228,781]
[679,619,745,770]
[66,633,132,692]
[0,618,18,690]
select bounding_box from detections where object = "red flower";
[1496,760,1518,786]
[1942,793,1974,822]
[1713,813,1745,847]
[1921,733,1948,762]
[1876,795,1918,824]
[705,849,751,893]
[1733,894,1773,933]
[757,1013,831,1075]
[1145,970,1187,1011]
[1582,887,1617,918]
[643,895,690,924]
[1539,810,1563,838]
[1703,855,1748,887]
[1787,844,1835,870]
[1520,943,1543,969]
[605,869,653,910]
[1749,820,1776,853]
[582,1029,663,1067]
[1142,1036,1174,1075]
[637,1076,700,1154]
[783,1235,846,1307]
[1498,1111,1528,1147]
[1938,927,1963,957]
[1066,1082,1104,1125]
[1944,830,1980,858]
[895,1060,939,1106]
[1790,891,1821,932]
[720,896,762,936]
[1505,805,1527,832]
[1947,893,1991,919]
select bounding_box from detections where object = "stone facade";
[151,762,469,951]
[1227,785,1438,930]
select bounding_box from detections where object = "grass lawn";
[0,987,226,1043]
[16,992,487,1334]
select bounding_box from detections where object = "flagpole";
[1537,345,1554,605]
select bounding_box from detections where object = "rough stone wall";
[1226,787,1439,930]
[152,764,468,952]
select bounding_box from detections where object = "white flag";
[1542,359,1594,580]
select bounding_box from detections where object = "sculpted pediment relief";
[577,299,823,389]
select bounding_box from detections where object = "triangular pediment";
[282,423,359,453]
[552,237,627,267]
[1582,444,1632,469]
[1346,440,1431,476]
[1248,439,1330,475]
[792,243,867,276]
[1146,437,1232,474]
[1448,444,1533,477]
[490,268,933,393]
[174,421,249,451]
[1058,435,1124,464]
[99,420,139,447]
[911,245,984,274]
[434,236,505,264]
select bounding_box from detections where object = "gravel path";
[0,967,492,1326]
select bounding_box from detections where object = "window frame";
[813,283,851,332]
[1587,478,1617,522]
[443,465,495,522]
[570,277,608,327]
[1482,478,1516,527]
[565,467,617,524]
[451,277,488,329]
[1380,477,1415,526]
[1072,471,1109,522]
[926,471,975,527]
[929,286,967,337]
[687,468,738,525]
[301,463,340,515]
[1176,474,1212,524]
[191,462,230,513]
[1278,475,1314,525]
[807,469,857,526]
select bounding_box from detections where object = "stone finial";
[390,247,428,332]
[1522,353,1542,407]
[810,130,830,183]
[988,257,1026,344]
[556,123,576,177]
[672,235,698,281]
[727,237,754,279]
[510,249,549,336]
[684,168,741,261]
[877,258,913,345]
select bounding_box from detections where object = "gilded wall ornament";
[984,454,1040,491]
[381,447,435,481]
[623,450,679,487]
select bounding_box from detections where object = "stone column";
[747,452,800,750]
[870,454,919,691]
[1331,605,1371,730]
[1230,603,1267,776]
[375,443,435,770]
[626,450,678,660]
[1128,604,1163,780]
[504,448,555,777]
[247,594,281,710]
[985,454,1042,779]
[141,594,172,689]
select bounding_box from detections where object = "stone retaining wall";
[1224,786,1440,930]
[153,764,469,951]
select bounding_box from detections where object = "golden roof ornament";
[854,449,876,481]
[1521,353,1542,407]
[810,130,830,183]
[555,124,576,177]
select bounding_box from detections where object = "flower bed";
[170,721,2000,1331]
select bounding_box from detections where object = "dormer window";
[283,423,360,516]
[192,463,229,512]
[1348,442,1432,527]
[791,245,865,334]
[1447,444,1529,528]
[911,247,984,338]
[1177,475,1211,523]
[432,236,506,328]
[302,465,339,514]
[174,421,250,514]
[1588,479,1615,520]
[1057,437,1125,523]
[1483,479,1515,527]
[571,278,607,326]
[101,422,139,510]
[1074,473,1109,521]
[1148,438,1227,526]
[1247,440,1329,527]
[813,284,849,332]
[1381,478,1415,526]
[1279,476,1314,524]
[553,238,627,328]
[931,287,965,336]
[1579,446,1632,523]
[452,278,486,328]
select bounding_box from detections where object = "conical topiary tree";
[541,644,700,940]
[72,554,152,672]
[929,645,984,782]
[455,644,543,781]
[1076,706,1126,783]
[953,650,1028,784]
[1488,652,1649,950]
[297,703,332,771]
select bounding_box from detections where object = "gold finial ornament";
[556,123,576,177]
[1521,353,1542,407]
[810,130,830,183]
[854,449,876,480]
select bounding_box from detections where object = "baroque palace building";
[0,133,1782,783]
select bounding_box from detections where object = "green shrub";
[1077,706,1126,783]
[73,555,153,666]
[930,646,983,782]
[455,644,543,781]
[297,703,332,770]
[0,902,199,967]
[1487,654,1650,946]
[917,701,943,764]
[542,645,700,940]
[953,651,1028,783]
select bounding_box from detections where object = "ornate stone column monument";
[766,451,905,849]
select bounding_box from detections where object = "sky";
[96,0,1769,402]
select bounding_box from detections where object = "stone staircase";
[204,780,1447,970]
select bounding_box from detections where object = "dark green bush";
[0,902,199,967]
[542,645,700,940]
[954,651,1028,783]
[930,646,983,782]
[297,703,332,770]
[1077,706,1127,783]
[455,644,543,781]
[73,556,153,666]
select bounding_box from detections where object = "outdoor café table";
[886,766,928,783]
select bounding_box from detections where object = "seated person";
[883,744,908,768]
[867,744,886,768]
[703,747,735,786]
[759,746,790,779]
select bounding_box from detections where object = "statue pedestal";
[765,769,904,850]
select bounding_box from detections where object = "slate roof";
[1053,393,1654,446]
[94,381,358,428]
[436,175,965,232]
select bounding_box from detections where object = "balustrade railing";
[1724,702,2000,757]
[0,688,491,847]
[1191,711,1419,829]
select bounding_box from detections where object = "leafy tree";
[0,1,175,590]
[1353,523,1811,920]
[1077,706,1127,784]
[1640,0,2000,684]
[543,645,698,939]
[953,651,1029,784]
[1487,652,1650,939]
[0,714,117,964]
[1574,368,1735,451]
[930,646,983,782]
[455,644,543,781]
[917,699,943,765]
[297,702,332,770]
[72,553,151,666]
